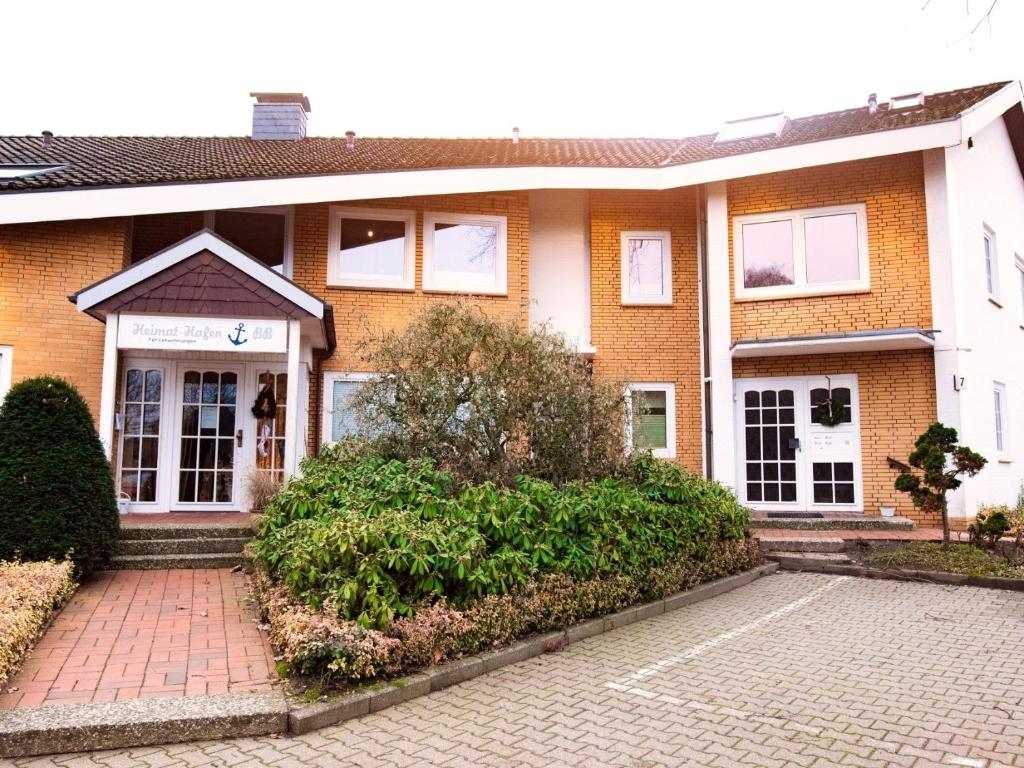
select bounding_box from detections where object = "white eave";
[0,82,1021,226]
[731,329,937,358]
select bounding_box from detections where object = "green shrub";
[251,451,750,630]
[0,377,119,575]
[968,507,1011,549]
[350,303,630,486]
[252,537,761,685]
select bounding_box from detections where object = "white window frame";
[322,371,375,445]
[983,225,999,301]
[0,345,12,403]
[620,231,673,305]
[327,206,416,290]
[733,202,869,301]
[1016,255,1024,325]
[624,382,676,459]
[208,205,295,279]
[994,381,1007,456]
[422,211,508,295]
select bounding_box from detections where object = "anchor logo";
[228,322,248,347]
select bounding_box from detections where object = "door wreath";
[252,383,278,420]
[812,376,846,427]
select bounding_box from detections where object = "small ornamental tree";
[350,303,629,486]
[894,422,986,544]
[0,376,119,575]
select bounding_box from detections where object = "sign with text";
[117,315,288,353]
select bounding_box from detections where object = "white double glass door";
[117,359,288,512]
[734,375,863,513]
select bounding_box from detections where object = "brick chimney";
[250,93,311,140]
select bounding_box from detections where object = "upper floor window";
[620,232,672,305]
[734,203,869,300]
[423,212,508,295]
[213,207,293,276]
[1016,255,1024,324]
[625,382,676,459]
[983,225,999,301]
[328,207,416,290]
[0,345,11,403]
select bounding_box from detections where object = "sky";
[3,0,1022,140]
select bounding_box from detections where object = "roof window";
[714,113,788,144]
[0,164,66,180]
[889,92,924,110]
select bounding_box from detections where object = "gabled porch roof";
[70,229,335,351]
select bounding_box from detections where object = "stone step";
[108,552,246,570]
[753,516,915,531]
[118,524,254,541]
[117,537,251,556]
[768,551,856,569]
[757,536,846,553]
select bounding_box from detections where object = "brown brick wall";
[0,218,130,420]
[733,349,938,524]
[589,188,703,473]
[729,153,932,342]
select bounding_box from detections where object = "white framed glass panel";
[984,227,999,299]
[422,212,508,294]
[328,207,415,290]
[804,213,861,284]
[119,367,163,503]
[620,231,672,304]
[1016,256,1024,323]
[0,345,11,403]
[735,203,868,299]
[625,383,676,459]
[741,220,794,288]
[322,372,374,443]
[994,382,1006,453]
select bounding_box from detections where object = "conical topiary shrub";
[0,376,118,575]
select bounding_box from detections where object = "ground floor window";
[625,383,676,459]
[323,372,375,444]
[994,381,1007,454]
[118,367,163,503]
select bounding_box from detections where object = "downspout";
[697,185,714,478]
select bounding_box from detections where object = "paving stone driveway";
[12,572,1024,767]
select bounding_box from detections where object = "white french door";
[734,375,863,512]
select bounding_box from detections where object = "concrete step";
[118,524,254,541]
[117,537,251,556]
[753,516,915,531]
[757,536,846,553]
[768,551,856,569]
[108,552,246,570]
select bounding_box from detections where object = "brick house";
[1,83,1023,526]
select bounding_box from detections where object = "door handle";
[788,437,801,451]
[236,429,244,448]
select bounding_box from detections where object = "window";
[812,462,856,504]
[620,232,672,305]
[1017,256,1024,323]
[625,383,676,459]
[809,386,852,425]
[0,345,11,403]
[994,382,1007,453]
[119,368,163,503]
[322,372,374,443]
[423,212,508,294]
[984,226,999,300]
[328,207,416,290]
[734,204,868,299]
[214,208,292,276]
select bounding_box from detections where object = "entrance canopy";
[71,229,335,351]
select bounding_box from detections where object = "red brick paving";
[119,512,253,526]
[753,528,947,541]
[0,569,276,709]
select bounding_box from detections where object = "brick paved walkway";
[14,572,1024,766]
[0,570,275,709]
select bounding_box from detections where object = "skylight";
[0,164,67,180]
[889,92,924,110]
[714,113,788,144]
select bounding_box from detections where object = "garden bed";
[0,560,76,686]
[848,540,1024,579]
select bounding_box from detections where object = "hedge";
[0,560,77,686]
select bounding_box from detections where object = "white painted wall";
[528,190,592,350]
[705,181,735,490]
[944,116,1024,513]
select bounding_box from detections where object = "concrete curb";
[0,692,288,758]
[753,517,915,531]
[288,563,779,735]
[775,558,1024,590]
